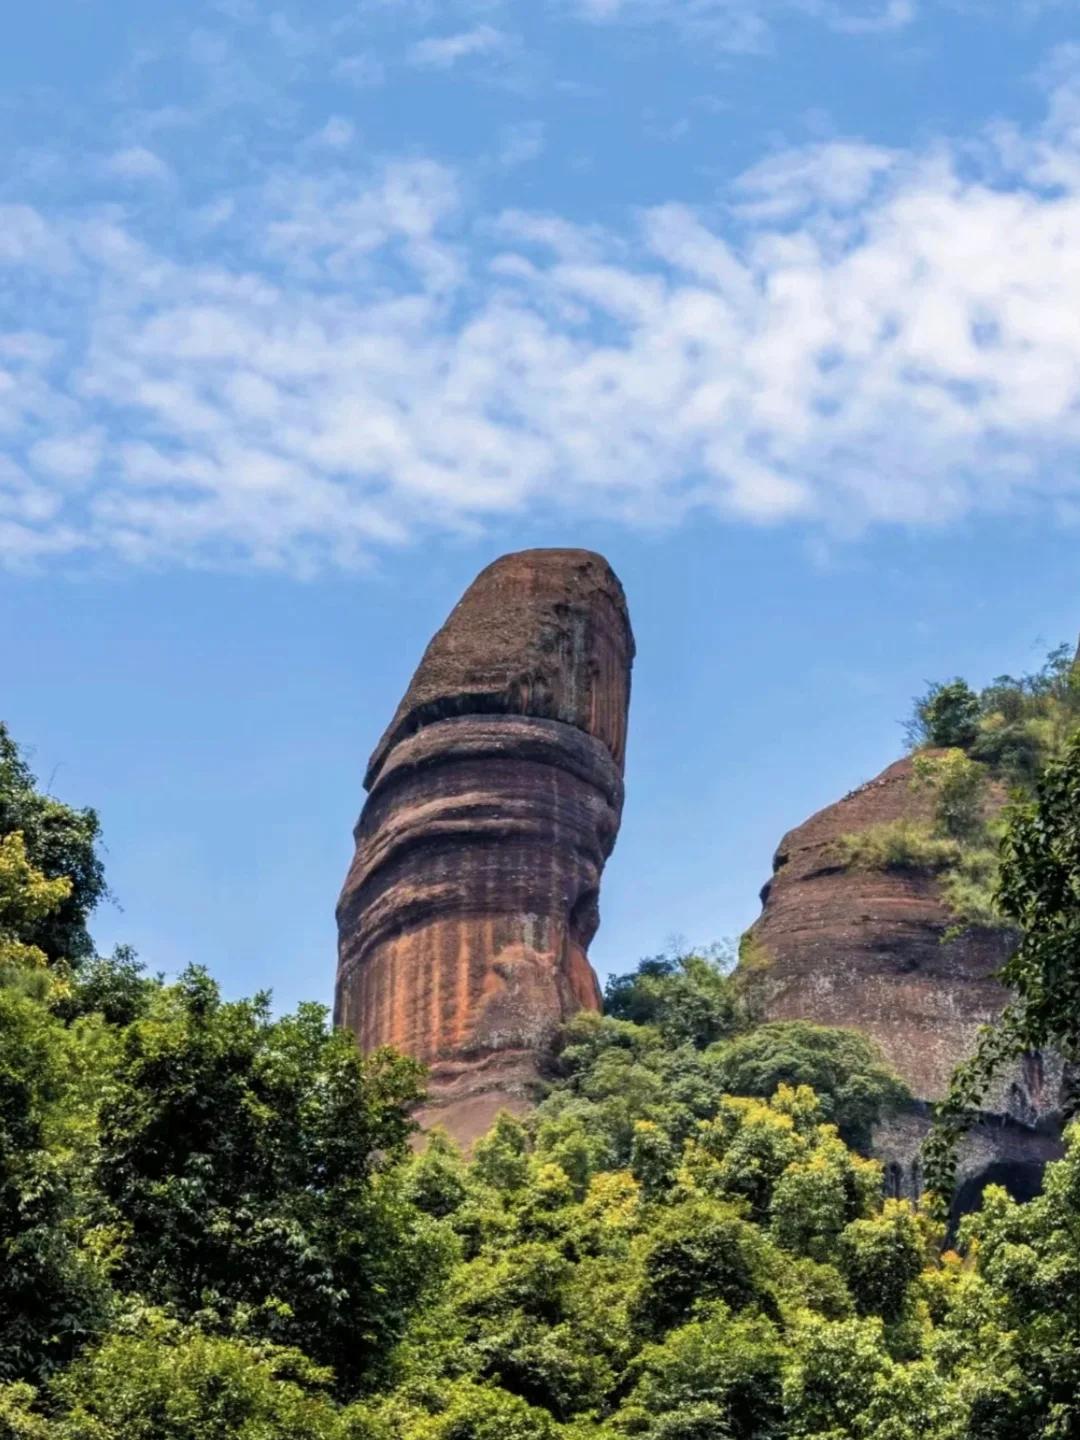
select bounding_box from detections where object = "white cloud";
[316,117,356,147]
[593,0,771,51]
[28,429,105,485]
[1016,0,1079,16]
[259,159,462,287]
[0,458,83,565]
[0,206,73,270]
[559,0,917,48]
[333,52,385,89]
[733,140,898,221]
[497,121,546,169]
[407,25,508,69]
[104,147,171,182]
[794,0,917,35]
[6,71,1080,570]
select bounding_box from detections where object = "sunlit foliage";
[1,719,1078,1439]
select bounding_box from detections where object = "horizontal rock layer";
[337,715,617,1062]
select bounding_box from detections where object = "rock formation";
[335,549,634,1147]
[745,754,1065,1211]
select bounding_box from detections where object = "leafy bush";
[908,643,1080,790]
[708,1022,910,1152]
[910,750,990,845]
[49,1315,355,1440]
[938,848,1002,931]
[603,948,740,1050]
[833,820,960,873]
[0,727,106,967]
[836,751,1005,932]
[907,680,981,751]
[93,969,453,1395]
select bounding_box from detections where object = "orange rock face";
[747,755,1064,1208]
[336,549,634,1146]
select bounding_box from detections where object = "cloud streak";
[3,67,1080,571]
[560,0,917,47]
[104,147,172,182]
[406,25,509,69]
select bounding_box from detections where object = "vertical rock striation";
[336,549,634,1146]
[746,755,1065,1211]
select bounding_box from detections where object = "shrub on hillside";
[834,820,960,873]
[603,947,740,1051]
[906,680,981,752]
[707,1022,911,1152]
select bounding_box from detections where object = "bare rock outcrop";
[746,755,1065,1210]
[335,549,634,1147]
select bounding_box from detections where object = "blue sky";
[3,0,1080,1011]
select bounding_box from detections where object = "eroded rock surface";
[336,549,634,1147]
[746,754,1065,1209]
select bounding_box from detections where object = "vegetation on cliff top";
[834,750,1005,932]
[2,720,1080,1438]
[835,645,1080,933]
[906,643,1080,787]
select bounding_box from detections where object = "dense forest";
[1,680,1079,1440]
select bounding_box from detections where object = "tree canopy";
[906,643,1080,790]
[0,726,106,968]
[1,718,1079,1440]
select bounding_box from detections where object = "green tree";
[472,1114,531,1194]
[604,949,740,1051]
[907,645,1080,792]
[614,1305,787,1440]
[0,980,111,1385]
[926,1125,1080,1438]
[0,832,73,976]
[48,1313,359,1440]
[0,728,106,967]
[94,969,452,1395]
[907,682,981,752]
[406,1130,470,1220]
[403,1381,559,1440]
[707,1023,910,1152]
[837,1202,924,1324]
[0,1381,52,1439]
[910,751,990,846]
[51,947,157,1029]
[633,1199,766,1334]
[0,826,112,1385]
[782,1315,890,1438]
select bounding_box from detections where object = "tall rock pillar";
[335,549,634,1145]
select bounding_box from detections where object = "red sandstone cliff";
[747,754,1064,1205]
[336,549,634,1146]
